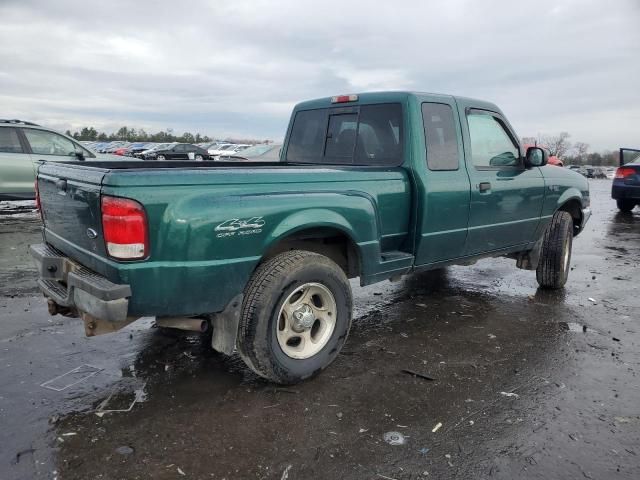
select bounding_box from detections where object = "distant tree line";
[521,132,618,166]
[64,126,270,145]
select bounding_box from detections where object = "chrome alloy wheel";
[276,282,337,359]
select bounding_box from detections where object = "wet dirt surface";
[0,180,638,479]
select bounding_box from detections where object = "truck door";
[460,107,545,255]
[414,99,471,266]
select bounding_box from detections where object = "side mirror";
[74,151,85,161]
[524,146,548,168]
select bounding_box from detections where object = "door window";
[422,103,459,170]
[0,128,24,153]
[173,144,186,153]
[467,113,519,168]
[23,129,77,157]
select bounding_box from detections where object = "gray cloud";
[0,0,638,149]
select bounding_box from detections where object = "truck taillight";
[101,196,149,260]
[615,167,635,179]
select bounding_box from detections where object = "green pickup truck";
[31,92,590,384]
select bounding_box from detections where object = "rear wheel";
[195,154,203,161]
[616,199,635,212]
[156,155,166,161]
[237,250,352,384]
[536,211,573,289]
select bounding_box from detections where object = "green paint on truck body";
[37,91,589,317]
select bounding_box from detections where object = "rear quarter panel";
[101,166,410,315]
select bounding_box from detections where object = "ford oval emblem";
[86,228,98,239]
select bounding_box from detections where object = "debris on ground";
[94,380,147,417]
[401,369,436,381]
[40,364,102,392]
[376,474,398,480]
[115,446,134,455]
[280,464,292,480]
[383,431,406,445]
[14,448,35,464]
[500,392,520,399]
[432,422,442,433]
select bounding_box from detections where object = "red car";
[523,144,563,167]
[113,147,129,156]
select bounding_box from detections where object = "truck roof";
[293,91,501,114]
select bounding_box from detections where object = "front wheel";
[237,250,352,384]
[195,154,203,161]
[156,155,166,161]
[536,211,573,289]
[616,199,635,212]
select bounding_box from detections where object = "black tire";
[237,250,352,384]
[156,155,165,161]
[616,199,635,213]
[195,154,203,161]
[536,211,573,289]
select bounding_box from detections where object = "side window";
[325,113,357,161]
[286,109,328,162]
[286,103,403,166]
[467,113,519,168]
[355,104,402,165]
[422,103,459,170]
[23,129,76,157]
[0,128,24,153]
[174,144,186,153]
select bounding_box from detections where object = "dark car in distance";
[144,143,210,161]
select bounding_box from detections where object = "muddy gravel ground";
[0,180,638,480]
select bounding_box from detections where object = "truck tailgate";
[38,162,109,262]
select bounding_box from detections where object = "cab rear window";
[286,103,403,166]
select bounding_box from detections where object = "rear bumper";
[612,184,640,200]
[30,243,131,322]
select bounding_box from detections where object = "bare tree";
[572,141,589,162]
[539,132,572,158]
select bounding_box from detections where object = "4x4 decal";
[215,217,265,237]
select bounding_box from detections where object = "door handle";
[478,182,491,192]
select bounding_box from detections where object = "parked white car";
[208,144,251,159]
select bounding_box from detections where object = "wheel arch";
[260,225,362,279]
[557,197,583,236]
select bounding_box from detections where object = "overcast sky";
[1,0,638,150]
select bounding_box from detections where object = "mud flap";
[516,236,544,270]
[210,294,243,355]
